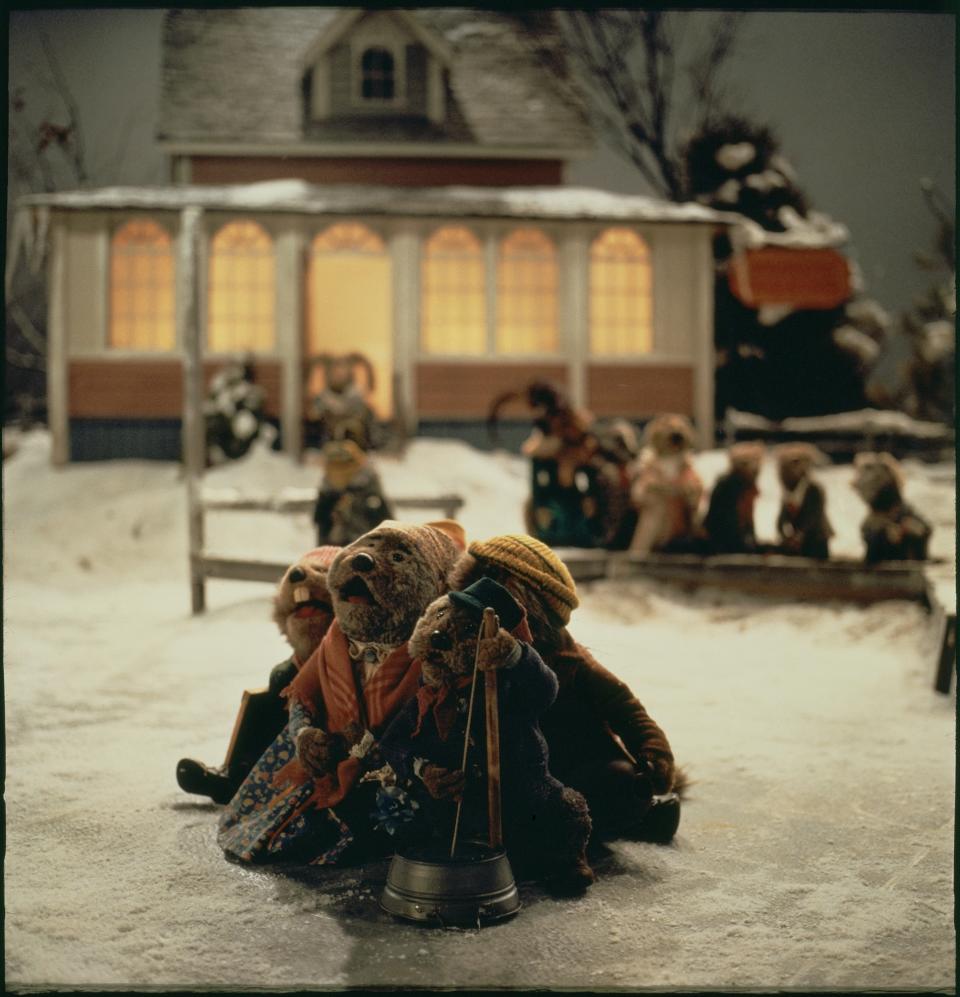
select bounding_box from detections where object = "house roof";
[158,8,594,157]
[18,181,735,227]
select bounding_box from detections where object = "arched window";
[589,227,653,356]
[206,220,275,353]
[307,222,393,417]
[109,219,175,350]
[496,228,559,354]
[420,226,486,356]
[361,47,395,100]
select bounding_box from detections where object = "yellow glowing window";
[589,227,653,355]
[496,228,559,355]
[207,221,276,352]
[109,219,175,350]
[421,226,487,356]
[306,222,393,418]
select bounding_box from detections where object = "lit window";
[207,221,275,353]
[307,222,393,417]
[421,226,486,355]
[312,222,385,255]
[361,47,395,100]
[109,219,175,350]
[496,228,559,354]
[589,227,653,355]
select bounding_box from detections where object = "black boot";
[627,792,681,844]
[176,757,237,805]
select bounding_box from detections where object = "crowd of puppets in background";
[204,358,934,567]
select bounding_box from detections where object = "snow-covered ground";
[3,429,956,991]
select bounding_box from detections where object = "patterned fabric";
[217,622,422,865]
[217,701,354,864]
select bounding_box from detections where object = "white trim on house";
[156,141,593,161]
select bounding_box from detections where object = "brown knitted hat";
[467,533,579,624]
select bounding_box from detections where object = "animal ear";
[426,519,466,551]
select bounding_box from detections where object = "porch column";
[276,226,305,459]
[562,225,589,410]
[391,223,420,435]
[692,228,716,448]
[47,218,69,466]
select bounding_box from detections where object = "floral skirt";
[216,725,354,865]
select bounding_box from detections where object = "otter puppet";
[216,520,465,865]
[852,451,932,563]
[379,577,595,897]
[176,545,340,805]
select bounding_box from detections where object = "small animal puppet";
[203,354,267,466]
[851,451,932,563]
[176,546,341,805]
[308,352,379,451]
[217,520,465,865]
[629,413,705,555]
[379,577,595,896]
[703,442,766,554]
[775,443,834,559]
[449,534,683,846]
[313,437,393,546]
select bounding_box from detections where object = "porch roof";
[19,181,734,227]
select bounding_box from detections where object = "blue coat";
[379,643,562,840]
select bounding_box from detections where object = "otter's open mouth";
[340,575,377,607]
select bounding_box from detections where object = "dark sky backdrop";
[8,7,956,320]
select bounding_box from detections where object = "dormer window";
[361,47,395,100]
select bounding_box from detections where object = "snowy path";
[3,431,955,991]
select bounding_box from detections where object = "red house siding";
[188,156,564,187]
[68,359,283,419]
[586,364,694,417]
[416,362,569,419]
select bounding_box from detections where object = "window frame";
[203,215,280,358]
[586,223,658,362]
[105,213,179,356]
[351,38,406,109]
[416,219,565,362]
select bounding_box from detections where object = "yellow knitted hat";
[467,534,579,624]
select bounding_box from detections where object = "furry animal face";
[644,414,696,457]
[775,444,823,490]
[448,554,562,658]
[729,442,765,482]
[328,524,458,645]
[408,594,482,689]
[272,550,337,663]
[852,452,903,507]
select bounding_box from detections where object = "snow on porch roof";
[18,180,736,226]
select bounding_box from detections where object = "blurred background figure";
[852,452,932,563]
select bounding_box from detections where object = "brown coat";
[540,630,675,794]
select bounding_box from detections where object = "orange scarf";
[274,620,421,811]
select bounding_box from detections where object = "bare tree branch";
[38,26,88,185]
[524,10,743,202]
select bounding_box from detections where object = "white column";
[692,227,716,448]
[391,223,419,434]
[562,225,589,410]
[276,225,305,458]
[47,218,69,466]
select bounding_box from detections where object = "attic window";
[361,47,395,100]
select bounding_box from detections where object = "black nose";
[669,433,684,445]
[429,630,452,650]
[351,552,375,573]
[288,567,306,583]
